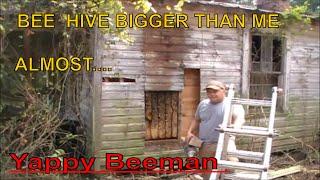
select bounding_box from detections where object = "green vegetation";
[290,0,320,15]
[0,0,187,174]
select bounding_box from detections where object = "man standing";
[187,80,245,179]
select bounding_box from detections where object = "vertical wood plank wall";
[181,69,201,138]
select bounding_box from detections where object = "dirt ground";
[266,149,320,180]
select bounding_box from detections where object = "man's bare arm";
[231,105,245,129]
[187,117,200,142]
[228,105,245,162]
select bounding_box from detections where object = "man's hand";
[186,132,195,144]
[187,117,200,144]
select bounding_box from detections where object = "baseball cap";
[205,80,226,90]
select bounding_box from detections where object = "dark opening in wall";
[251,35,282,73]
[250,34,284,111]
[145,91,179,140]
[102,77,136,82]
[272,38,282,72]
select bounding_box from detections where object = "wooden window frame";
[241,29,289,112]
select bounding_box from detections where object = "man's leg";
[198,143,217,180]
[227,135,239,162]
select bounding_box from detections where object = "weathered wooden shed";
[91,0,319,168]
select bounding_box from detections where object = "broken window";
[102,77,136,82]
[250,35,283,105]
[145,91,179,140]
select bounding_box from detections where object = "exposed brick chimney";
[256,0,290,11]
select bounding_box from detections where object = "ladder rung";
[228,125,269,132]
[216,127,277,137]
[227,150,264,161]
[218,160,268,171]
[232,98,272,107]
[234,126,279,134]
[223,171,261,180]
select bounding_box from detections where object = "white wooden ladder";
[210,84,280,180]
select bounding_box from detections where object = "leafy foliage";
[290,0,320,15]
[279,0,315,28]
[0,0,187,174]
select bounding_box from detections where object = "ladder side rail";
[261,87,278,180]
[261,138,273,179]
[210,84,235,180]
[215,84,235,160]
[221,84,235,128]
[267,87,278,133]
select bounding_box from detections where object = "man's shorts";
[199,142,217,160]
[198,142,217,179]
